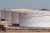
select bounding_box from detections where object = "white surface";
[19,11,50,27]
